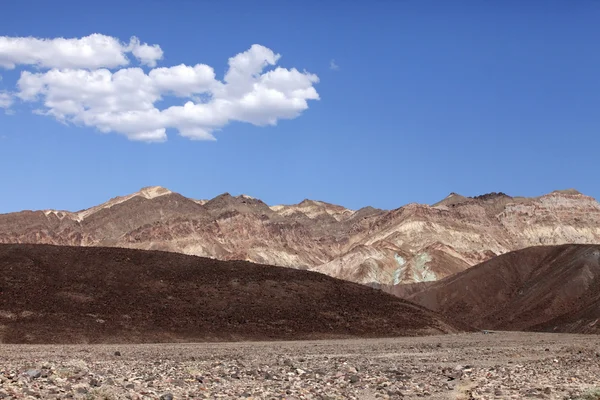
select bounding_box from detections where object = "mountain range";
[2,186,600,286]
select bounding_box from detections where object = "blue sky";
[1,0,599,213]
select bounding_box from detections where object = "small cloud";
[128,36,163,67]
[329,59,339,71]
[0,91,13,109]
[0,34,162,69]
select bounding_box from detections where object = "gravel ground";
[0,332,599,399]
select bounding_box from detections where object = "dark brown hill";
[389,244,600,333]
[0,244,464,344]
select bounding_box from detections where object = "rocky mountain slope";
[1,186,600,286]
[0,244,464,343]
[388,244,600,333]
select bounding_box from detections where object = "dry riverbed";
[0,332,599,399]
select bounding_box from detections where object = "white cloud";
[149,64,216,97]
[330,59,339,71]
[128,37,163,67]
[0,34,162,69]
[13,41,319,142]
[223,44,281,97]
[0,92,13,108]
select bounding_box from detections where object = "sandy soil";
[1,332,599,399]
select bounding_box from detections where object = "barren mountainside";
[0,244,463,343]
[1,186,600,286]
[389,244,600,334]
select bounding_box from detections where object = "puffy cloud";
[149,64,216,97]
[0,34,162,69]
[0,91,12,108]
[14,42,319,142]
[128,37,163,67]
[223,44,281,96]
[18,68,165,141]
[18,68,159,112]
[230,67,319,125]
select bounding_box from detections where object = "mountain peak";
[203,192,271,216]
[550,189,583,196]
[71,186,174,221]
[470,192,512,201]
[432,192,469,207]
[137,186,173,199]
[299,199,320,206]
[208,192,264,204]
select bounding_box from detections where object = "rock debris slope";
[0,244,464,344]
[1,186,600,286]
[389,244,600,333]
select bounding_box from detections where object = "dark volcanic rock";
[0,244,465,344]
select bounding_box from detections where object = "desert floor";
[0,332,599,399]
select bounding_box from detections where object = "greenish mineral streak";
[393,253,407,285]
[413,252,437,282]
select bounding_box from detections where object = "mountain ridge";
[2,186,599,286]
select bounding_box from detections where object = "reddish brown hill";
[0,244,465,344]
[388,244,600,333]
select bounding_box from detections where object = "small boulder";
[26,369,41,379]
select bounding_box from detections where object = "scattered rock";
[0,333,596,399]
[74,384,88,394]
[25,369,41,379]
